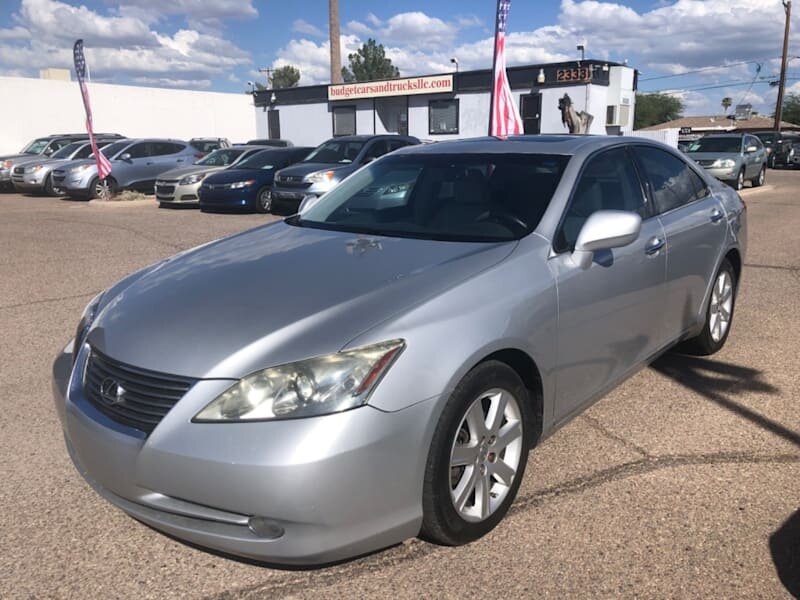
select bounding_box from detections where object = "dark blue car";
[198,147,312,213]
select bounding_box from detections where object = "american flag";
[73,40,112,179]
[489,0,523,138]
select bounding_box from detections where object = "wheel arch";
[725,247,742,284]
[477,348,544,448]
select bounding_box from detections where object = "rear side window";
[126,143,151,159]
[633,146,703,215]
[556,147,646,251]
[151,142,185,156]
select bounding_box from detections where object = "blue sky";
[1,0,798,116]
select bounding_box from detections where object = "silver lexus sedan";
[52,136,746,565]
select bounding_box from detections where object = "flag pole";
[488,0,501,136]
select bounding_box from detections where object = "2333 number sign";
[556,67,593,82]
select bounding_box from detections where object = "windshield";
[292,153,570,242]
[303,140,365,164]
[51,142,84,159]
[687,138,742,153]
[22,138,50,155]
[196,148,245,166]
[235,149,284,170]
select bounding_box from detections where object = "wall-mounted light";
[270,92,277,104]
[450,57,459,73]
[602,63,609,72]
[537,68,545,84]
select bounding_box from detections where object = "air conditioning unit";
[606,103,631,127]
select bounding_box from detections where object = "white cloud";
[0,0,251,87]
[0,26,30,40]
[131,76,212,89]
[292,19,325,37]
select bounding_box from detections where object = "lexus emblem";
[100,378,126,405]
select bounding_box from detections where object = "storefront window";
[333,106,356,136]
[429,99,459,134]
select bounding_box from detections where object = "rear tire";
[678,259,737,356]
[420,361,531,546]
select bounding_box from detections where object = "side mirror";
[119,152,132,162]
[43,147,53,156]
[745,145,758,153]
[571,210,642,270]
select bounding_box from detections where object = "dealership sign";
[328,75,454,101]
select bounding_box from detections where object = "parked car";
[245,139,294,147]
[0,133,122,190]
[189,138,231,158]
[198,147,312,213]
[787,139,800,168]
[156,146,267,208]
[53,139,197,199]
[53,135,746,565]
[685,133,767,190]
[752,130,800,168]
[11,139,119,195]
[271,135,420,214]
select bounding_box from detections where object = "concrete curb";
[88,197,157,207]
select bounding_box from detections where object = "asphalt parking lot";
[1,172,798,599]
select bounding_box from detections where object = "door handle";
[177,159,185,163]
[146,161,154,166]
[710,208,724,223]
[645,237,665,255]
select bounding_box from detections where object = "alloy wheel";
[95,179,111,198]
[260,190,272,211]
[758,167,765,186]
[449,388,523,523]
[736,170,744,191]
[709,270,733,343]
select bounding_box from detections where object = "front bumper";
[271,190,320,214]
[198,186,258,210]
[12,171,47,191]
[156,180,201,206]
[53,344,436,565]
[0,168,11,183]
[703,166,739,182]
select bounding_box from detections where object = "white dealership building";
[252,59,637,145]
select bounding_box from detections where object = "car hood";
[688,152,741,161]
[0,152,37,162]
[15,156,71,169]
[202,168,273,184]
[158,165,222,180]
[277,162,353,179]
[87,221,515,379]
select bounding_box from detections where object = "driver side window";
[556,147,646,252]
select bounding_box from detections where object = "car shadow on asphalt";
[770,509,800,598]
[650,354,800,448]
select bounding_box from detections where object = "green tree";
[342,38,400,82]
[778,92,800,125]
[271,65,301,89]
[721,96,732,113]
[634,93,684,129]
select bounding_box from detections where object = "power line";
[639,57,779,81]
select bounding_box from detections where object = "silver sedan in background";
[53,135,746,565]
[156,145,266,207]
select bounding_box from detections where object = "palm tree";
[721,96,733,114]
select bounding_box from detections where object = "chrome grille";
[695,160,716,167]
[156,184,176,195]
[13,166,25,174]
[84,347,197,434]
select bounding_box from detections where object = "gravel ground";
[0,172,798,599]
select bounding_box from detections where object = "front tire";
[255,186,272,213]
[679,259,737,356]
[420,361,531,546]
[89,176,117,200]
[751,165,766,187]
[731,169,745,191]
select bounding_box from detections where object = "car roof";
[392,134,673,156]
[326,135,419,143]
[700,133,746,138]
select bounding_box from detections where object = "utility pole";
[329,0,343,83]
[258,67,273,88]
[775,0,792,130]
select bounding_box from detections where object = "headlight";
[711,159,736,168]
[179,173,206,185]
[30,165,44,172]
[306,170,336,184]
[229,179,255,189]
[194,339,405,422]
[69,164,93,174]
[72,291,104,362]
